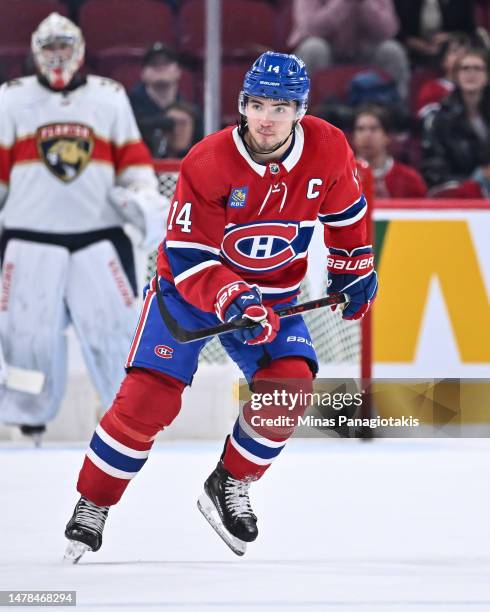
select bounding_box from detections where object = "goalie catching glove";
[109,185,169,248]
[215,282,280,345]
[327,246,378,320]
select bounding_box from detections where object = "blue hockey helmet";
[239,51,309,120]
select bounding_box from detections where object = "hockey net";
[152,159,372,382]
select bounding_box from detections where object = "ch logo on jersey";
[154,345,174,359]
[228,186,249,208]
[36,122,94,182]
[222,222,303,271]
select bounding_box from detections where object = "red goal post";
[152,158,373,386]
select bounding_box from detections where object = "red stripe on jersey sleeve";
[0,145,11,184]
[9,135,150,171]
[176,263,241,313]
[92,137,113,163]
[112,140,153,174]
[11,137,38,164]
[324,215,367,251]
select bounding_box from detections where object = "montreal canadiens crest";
[154,345,174,359]
[221,221,311,272]
[37,122,94,182]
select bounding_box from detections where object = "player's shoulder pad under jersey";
[0,76,39,103]
[301,114,349,149]
[86,75,125,100]
[181,125,235,177]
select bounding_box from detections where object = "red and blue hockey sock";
[77,368,185,506]
[222,357,313,480]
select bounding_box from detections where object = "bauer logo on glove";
[327,246,378,320]
[215,282,280,345]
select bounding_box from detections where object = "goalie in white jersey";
[0,12,168,440]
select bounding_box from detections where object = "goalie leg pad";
[0,240,70,425]
[77,367,185,506]
[222,357,313,480]
[66,240,139,409]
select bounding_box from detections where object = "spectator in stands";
[353,104,427,197]
[415,33,470,121]
[129,43,203,158]
[421,48,490,188]
[429,143,490,198]
[287,0,410,99]
[130,43,183,116]
[162,102,199,159]
[394,0,481,67]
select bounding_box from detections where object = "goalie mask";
[31,12,85,90]
[239,52,310,121]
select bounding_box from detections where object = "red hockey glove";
[215,282,280,345]
[327,246,378,320]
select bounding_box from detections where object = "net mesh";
[152,165,363,369]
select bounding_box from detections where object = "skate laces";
[224,477,254,519]
[75,498,108,533]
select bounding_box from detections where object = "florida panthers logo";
[37,122,93,182]
[221,222,311,272]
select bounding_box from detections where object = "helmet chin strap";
[240,120,296,157]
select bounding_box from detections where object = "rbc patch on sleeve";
[228,186,249,208]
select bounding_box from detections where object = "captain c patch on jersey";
[36,122,94,182]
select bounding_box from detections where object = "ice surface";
[1,439,490,611]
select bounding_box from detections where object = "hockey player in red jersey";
[0,13,167,443]
[65,52,378,560]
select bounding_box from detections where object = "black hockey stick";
[156,282,348,343]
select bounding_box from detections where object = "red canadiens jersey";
[416,78,454,119]
[373,158,427,198]
[157,115,368,313]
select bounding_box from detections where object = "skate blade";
[63,540,91,564]
[31,434,43,448]
[197,492,247,556]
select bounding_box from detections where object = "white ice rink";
[2,438,490,612]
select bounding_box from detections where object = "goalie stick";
[155,280,349,343]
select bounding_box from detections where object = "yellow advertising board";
[372,204,490,425]
[373,207,490,378]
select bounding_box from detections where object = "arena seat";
[0,1,67,46]
[475,4,490,31]
[409,67,441,117]
[0,49,29,81]
[221,61,251,125]
[309,64,368,106]
[105,62,142,91]
[94,48,145,76]
[80,0,176,64]
[179,0,276,60]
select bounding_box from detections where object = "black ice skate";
[64,496,109,563]
[197,461,258,556]
[19,424,46,447]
